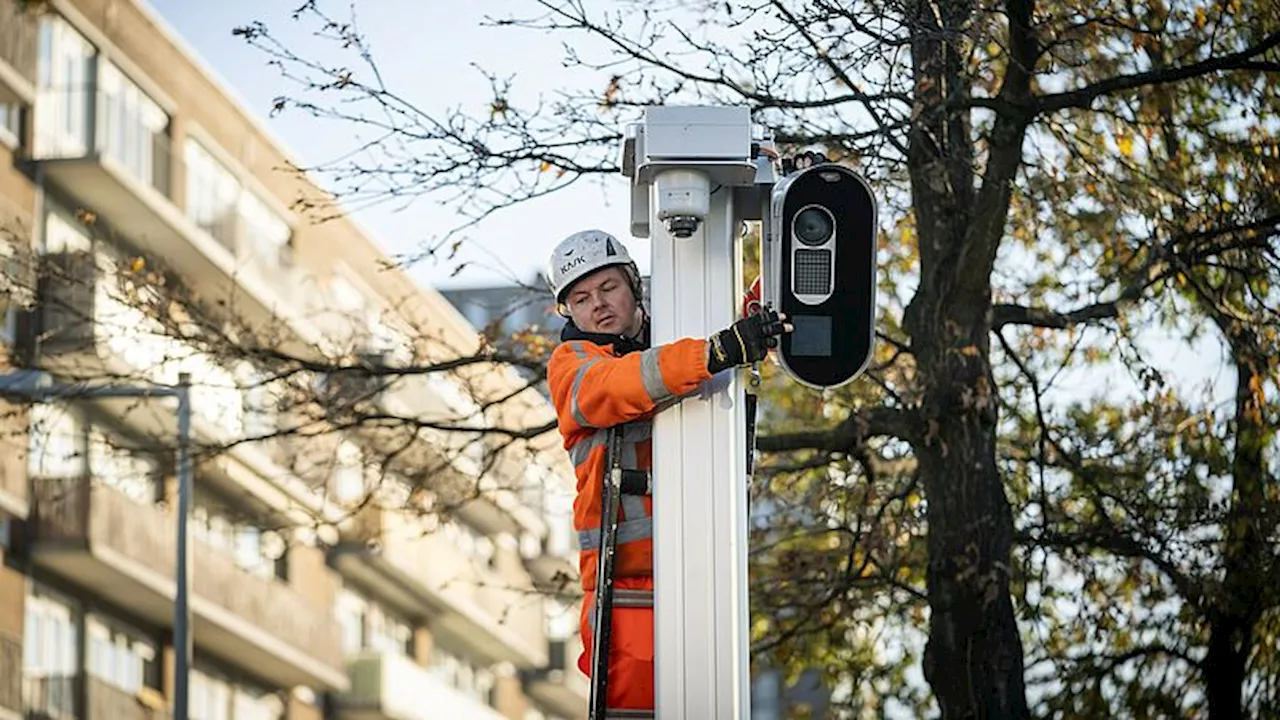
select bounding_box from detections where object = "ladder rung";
[606,710,656,719]
[612,589,653,608]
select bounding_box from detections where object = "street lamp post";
[0,369,194,720]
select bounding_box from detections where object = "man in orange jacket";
[545,229,790,712]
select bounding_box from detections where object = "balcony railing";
[23,675,169,720]
[29,477,346,689]
[22,675,76,720]
[0,0,38,102]
[0,633,20,715]
[339,652,506,720]
[35,250,99,355]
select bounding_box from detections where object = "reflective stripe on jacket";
[547,335,712,591]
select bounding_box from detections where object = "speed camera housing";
[764,163,878,390]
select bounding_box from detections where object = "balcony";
[336,652,505,720]
[1,194,36,317]
[31,250,349,531]
[31,88,321,350]
[0,633,19,717]
[28,477,348,691]
[331,508,548,669]
[0,0,37,104]
[522,637,589,719]
[24,675,169,720]
[0,432,25,517]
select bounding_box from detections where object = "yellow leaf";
[130,257,146,273]
[1195,7,1207,28]
[1118,134,1134,157]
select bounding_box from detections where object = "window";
[88,427,159,503]
[0,306,15,345]
[85,616,156,694]
[334,587,413,656]
[233,687,282,720]
[97,62,167,191]
[28,403,86,479]
[332,441,365,506]
[544,478,576,559]
[0,103,21,148]
[184,139,240,251]
[546,598,576,642]
[367,311,411,364]
[329,274,365,314]
[238,362,279,439]
[237,191,291,269]
[521,464,548,514]
[428,645,496,706]
[34,16,93,157]
[441,519,495,568]
[367,603,413,656]
[190,668,280,720]
[334,589,364,655]
[190,501,288,581]
[24,588,79,718]
[190,668,231,720]
[42,209,92,254]
[184,138,293,264]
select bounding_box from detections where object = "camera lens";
[794,207,834,246]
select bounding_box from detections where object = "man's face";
[565,266,639,336]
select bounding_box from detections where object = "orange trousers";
[577,576,655,711]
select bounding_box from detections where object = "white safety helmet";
[547,229,638,303]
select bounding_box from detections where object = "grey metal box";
[642,106,752,161]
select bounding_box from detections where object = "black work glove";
[780,151,830,175]
[706,308,791,374]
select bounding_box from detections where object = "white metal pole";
[650,175,751,719]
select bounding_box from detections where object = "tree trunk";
[909,295,1030,719]
[904,0,1034,715]
[1205,329,1270,720]
[1205,616,1251,720]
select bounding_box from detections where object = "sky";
[146,0,639,292]
[144,0,1232,403]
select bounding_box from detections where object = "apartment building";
[0,1,585,719]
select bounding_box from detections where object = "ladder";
[588,382,761,720]
[589,426,658,720]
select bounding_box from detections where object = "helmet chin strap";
[624,306,648,340]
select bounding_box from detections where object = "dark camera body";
[764,164,878,389]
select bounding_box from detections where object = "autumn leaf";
[1117,133,1134,157]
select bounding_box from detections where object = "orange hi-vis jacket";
[546,326,713,593]
[547,321,714,710]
